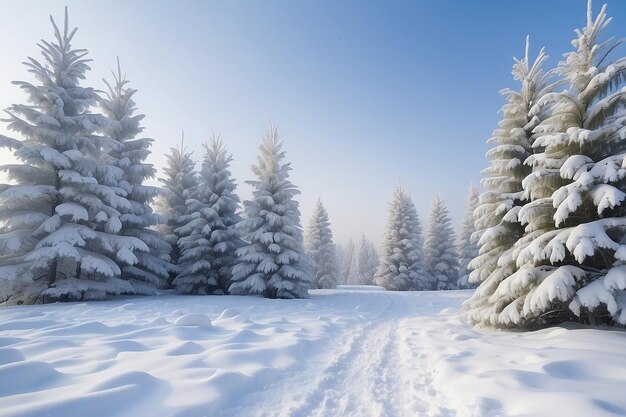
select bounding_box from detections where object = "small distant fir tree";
[173,135,244,295]
[305,199,339,289]
[348,235,378,285]
[230,125,314,298]
[335,242,346,285]
[424,196,459,290]
[338,239,356,285]
[374,186,431,291]
[457,185,480,289]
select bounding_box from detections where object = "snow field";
[1,288,625,417]
[0,291,370,417]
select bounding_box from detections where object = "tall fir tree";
[230,125,314,298]
[305,199,339,289]
[424,196,459,290]
[0,9,148,303]
[464,37,558,326]
[100,60,171,294]
[173,135,244,295]
[457,184,480,289]
[490,1,626,327]
[154,137,197,282]
[374,186,431,290]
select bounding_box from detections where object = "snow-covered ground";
[1,288,625,417]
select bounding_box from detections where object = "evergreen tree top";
[541,0,626,125]
[310,200,333,241]
[248,125,298,197]
[204,133,233,177]
[309,198,330,223]
[161,139,195,186]
[390,185,411,208]
[198,132,240,210]
[562,0,621,93]
[26,7,91,90]
[101,59,145,133]
[429,196,449,223]
[4,8,109,155]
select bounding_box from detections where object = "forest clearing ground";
[1,289,626,417]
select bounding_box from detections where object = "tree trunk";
[47,170,61,287]
[47,258,58,286]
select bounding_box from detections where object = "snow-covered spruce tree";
[374,186,431,290]
[0,131,34,302]
[365,241,379,283]
[347,237,363,284]
[305,199,339,289]
[335,243,346,285]
[0,9,149,303]
[340,238,356,284]
[100,60,171,294]
[464,37,558,326]
[490,1,626,327]
[424,196,459,290]
[457,184,480,289]
[350,235,378,285]
[173,135,244,295]
[347,238,360,284]
[154,138,197,282]
[230,126,314,298]
[347,240,359,285]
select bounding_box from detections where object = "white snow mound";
[174,313,212,328]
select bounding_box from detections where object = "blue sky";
[1,0,625,245]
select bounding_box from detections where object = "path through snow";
[1,288,625,417]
